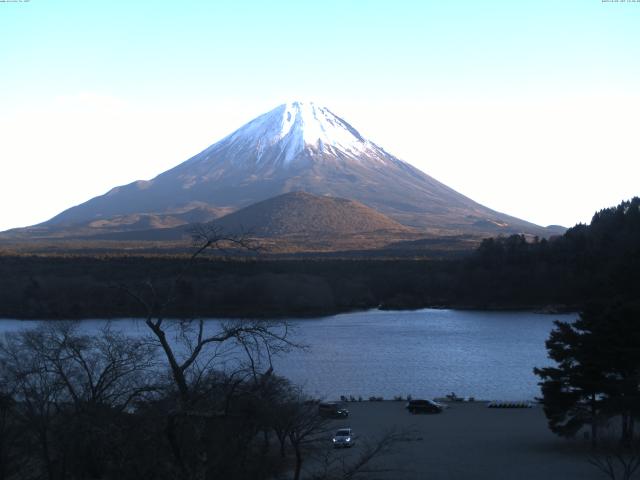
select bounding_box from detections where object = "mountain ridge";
[5,101,563,241]
[32,192,423,254]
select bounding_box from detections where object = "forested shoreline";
[0,254,575,320]
[0,198,637,320]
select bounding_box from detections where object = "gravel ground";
[312,401,602,480]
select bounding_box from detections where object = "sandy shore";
[313,401,601,480]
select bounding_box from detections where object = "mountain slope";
[213,191,413,237]
[53,192,420,253]
[15,101,558,239]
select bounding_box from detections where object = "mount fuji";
[8,101,560,241]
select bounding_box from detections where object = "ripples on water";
[0,309,577,401]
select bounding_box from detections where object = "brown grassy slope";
[0,203,231,240]
[213,191,414,237]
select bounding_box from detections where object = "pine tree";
[535,302,640,446]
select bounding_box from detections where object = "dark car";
[406,399,443,414]
[318,402,349,418]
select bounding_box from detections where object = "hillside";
[213,191,413,237]
[2,102,561,243]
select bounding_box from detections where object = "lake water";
[0,309,576,401]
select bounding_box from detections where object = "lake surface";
[0,309,576,401]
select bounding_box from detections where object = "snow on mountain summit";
[34,101,555,238]
[208,101,375,167]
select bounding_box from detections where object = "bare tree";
[588,423,640,480]
[311,429,411,480]
[0,322,158,480]
[121,224,294,406]
[119,225,301,480]
[285,399,331,480]
[0,391,22,480]
[0,327,69,480]
[18,322,157,410]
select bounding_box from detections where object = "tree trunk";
[261,429,270,455]
[39,428,55,480]
[0,435,5,480]
[292,441,303,480]
[278,434,286,458]
[620,411,635,447]
[165,414,188,477]
[146,320,190,404]
[591,394,598,448]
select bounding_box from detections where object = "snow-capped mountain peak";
[33,101,556,240]
[212,101,374,166]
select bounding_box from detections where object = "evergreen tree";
[534,316,608,445]
[535,302,640,445]
[593,303,640,445]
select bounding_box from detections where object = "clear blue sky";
[1,0,639,230]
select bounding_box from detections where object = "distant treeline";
[1,197,638,319]
[468,196,640,309]
[0,255,455,319]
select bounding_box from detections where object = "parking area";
[315,401,601,480]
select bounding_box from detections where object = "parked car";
[406,399,443,414]
[332,428,355,448]
[319,402,349,418]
